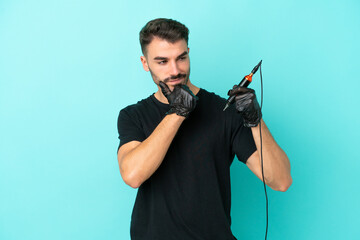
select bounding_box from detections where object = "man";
[117,18,292,240]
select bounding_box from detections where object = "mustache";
[163,73,186,83]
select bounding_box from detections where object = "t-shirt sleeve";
[231,112,257,164]
[117,108,146,152]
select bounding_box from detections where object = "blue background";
[1,0,359,239]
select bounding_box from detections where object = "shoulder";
[119,95,153,117]
[117,96,156,128]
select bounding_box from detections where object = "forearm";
[120,114,185,188]
[251,119,292,191]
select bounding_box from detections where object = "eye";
[179,56,187,61]
[158,60,167,65]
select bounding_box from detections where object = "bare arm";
[118,114,185,188]
[246,119,292,191]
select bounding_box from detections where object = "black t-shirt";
[117,88,257,240]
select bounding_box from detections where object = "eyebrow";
[153,51,188,61]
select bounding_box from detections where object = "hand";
[227,85,262,127]
[159,82,198,118]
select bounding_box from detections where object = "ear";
[188,47,190,53]
[140,56,149,72]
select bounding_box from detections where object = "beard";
[149,67,190,88]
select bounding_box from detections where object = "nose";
[169,61,180,76]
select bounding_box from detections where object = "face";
[140,37,190,91]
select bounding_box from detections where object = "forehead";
[146,37,188,58]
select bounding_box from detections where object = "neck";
[154,80,200,104]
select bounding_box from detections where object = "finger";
[228,87,254,96]
[227,85,240,96]
[181,84,199,100]
[180,85,196,96]
[159,81,172,97]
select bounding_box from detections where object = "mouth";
[167,77,184,85]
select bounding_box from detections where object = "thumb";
[159,81,172,97]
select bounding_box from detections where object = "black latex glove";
[159,82,198,118]
[227,85,262,127]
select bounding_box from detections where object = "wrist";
[242,107,262,127]
[166,112,186,122]
[166,107,191,118]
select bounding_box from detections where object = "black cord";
[259,65,268,240]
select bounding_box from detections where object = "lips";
[168,78,184,84]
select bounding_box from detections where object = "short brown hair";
[139,18,189,55]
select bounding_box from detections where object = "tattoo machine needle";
[223,60,262,111]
